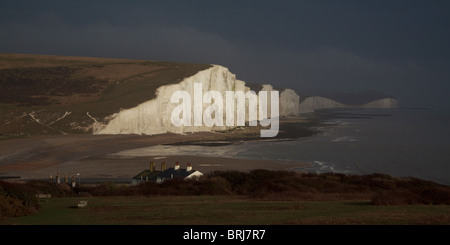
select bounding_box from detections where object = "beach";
[0,117,316,182]
[3,109,450,186]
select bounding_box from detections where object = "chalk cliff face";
[94,65,300,135]
[298,96,399,113]
[258,85,299,117]
[280,89,300,116]
[299,96,347,113]
[92,64,397,135]
[361,98,399,109]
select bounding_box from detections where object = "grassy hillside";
[0,53,211,136]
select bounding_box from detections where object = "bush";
[85,182,123,196]
[0,181,39,210]
[371,186,450,206]
[0,195,37,219]
[210,171,253,195]
[419,187,450,205]
[26,180,75,197]
[0,181,42,219]
[371,189,422,205]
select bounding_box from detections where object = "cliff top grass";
[0,53,211,135]
[0,53,211,113]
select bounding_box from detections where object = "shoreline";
[0,115,321,182]
[2,109,447,186]
[6,155,312,183]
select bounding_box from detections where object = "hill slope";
[0,53,211,136]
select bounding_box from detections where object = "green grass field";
[3,195,450,225]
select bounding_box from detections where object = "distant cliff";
[299,95,399,113]
[361,98,399,109]
[299,96,347,113]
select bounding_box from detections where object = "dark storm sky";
[1,0,449,109]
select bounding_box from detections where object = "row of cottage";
[132,161,203,185]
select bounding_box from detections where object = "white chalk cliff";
[91,64,397,135]
[94,65,299,135]
[280,89,300,116]
[298,96,399,113]
[298,96,347,113]
[361,98,399,109]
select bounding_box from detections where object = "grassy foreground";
[2,195,450,225]
[3,171,450,225]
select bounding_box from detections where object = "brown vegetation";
[73,170,450,205]
[3,170,450,219]
[2,170,450,219]
[0,179,76,219]
[0,180,39,218]
[0,66,108,106]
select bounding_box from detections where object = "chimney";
[186,163,192,172]
[161,162,166,171]
[174,161,180,170]
[150,161,155,172]
[56,173,60,184]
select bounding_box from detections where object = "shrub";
[0,181,39,210]
[371,189,422,205]
[26,180,75,197]
[419,187,450,205]
[210,171,253,195]
[0,195,37,219]
[0,181,42,219]
[371,186,450,206]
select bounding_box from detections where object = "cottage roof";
[158,167,196,179]
[133,170,161,181]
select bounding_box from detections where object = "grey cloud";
[0,18,240,64]
[0,16,448,109]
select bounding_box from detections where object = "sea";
[113,108,450,186]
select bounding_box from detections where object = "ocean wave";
[310,160,357,174]
[331,136,358,142]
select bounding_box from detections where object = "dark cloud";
[1,0,449,109]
